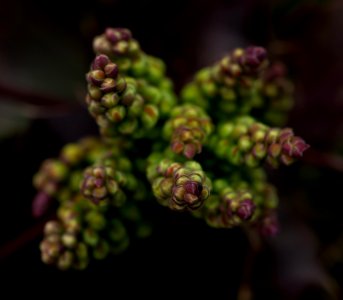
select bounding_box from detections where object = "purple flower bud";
[243,47,267,67]
[104,63,119,78]
[278,128,294,143]
[184,181,203,197]
[105,28,121,43]
[260,213,279,237]
[86,70,105,86]
[282,136,310,158]
[92,54,110,70]
[105,28,132,43]
[183,143,198,159]
[236,199,255,220]
[117,28,132,41]
[100,78,117,93]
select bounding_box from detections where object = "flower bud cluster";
[181,47,293,125]
[34,28,310,270]
[163,105,213,159]
[211,116,309,167]
[147,158,211,211]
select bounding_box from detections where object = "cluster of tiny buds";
[171,168,210,211]
[81,165,125,206]
[214,117,309,167]
[219,47,268,80]
[150,159,211,211]
[33,27,310,272]
[86,55,128,121]
[164,105,213,159]
[93,28,139,57]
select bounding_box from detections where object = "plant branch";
[0,215,53,261]
[0,81,82,118]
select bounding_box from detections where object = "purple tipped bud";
[117,28,132,41]
[87,70,105,86]
[183,143,198,159]
[184,181,203,197]
[243,47,267,67]
[104,63,119,78]
[279,128,294,143]
[105,28,121,43]
[236,199,255,220]
[100,78,117,93]
[92,54,110,70]
[282,136,310,158]
[260,213,279,237]
[171,141,184,154]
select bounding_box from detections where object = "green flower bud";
[44,221,63,236]
[60,144,84,166]
[93,239,110,260]
[106,105,126,123]
[57,251,74,270]
[141,104,159,128]
[62,233,77,248]
[85,210,106,231]
[136,222,152,239]
[83,228,99,247]
[109,219,127,242]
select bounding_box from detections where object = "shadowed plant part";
[32,27,309,271]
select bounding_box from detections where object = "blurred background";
[0,0,343,298]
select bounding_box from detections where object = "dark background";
[0,0,343,298]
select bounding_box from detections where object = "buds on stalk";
[81,165,126,206]
[148,159,211,211]
[212,116,309,167]
[181,46,294,126]
[163,105,213,159]
[203,187,257,228]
